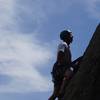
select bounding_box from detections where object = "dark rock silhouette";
[63,24,100,100]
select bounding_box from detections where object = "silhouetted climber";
[48,30,83,100]
[48,30,74,100]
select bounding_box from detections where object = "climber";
[48,29,74,100]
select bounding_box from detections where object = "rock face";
[63,24,100,100]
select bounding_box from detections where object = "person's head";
[60,30,73,45]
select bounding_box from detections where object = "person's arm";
[57,51,65,65]
[58,68,73,97]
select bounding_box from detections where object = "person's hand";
[64,69,73,79]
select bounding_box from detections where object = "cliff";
[63,24,100,100]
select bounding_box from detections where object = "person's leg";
[58,98,62,100]
[48,84,60,100]
[58,78,71,100]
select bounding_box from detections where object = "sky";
[0,0,100,100]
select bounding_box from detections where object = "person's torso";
[57,41,72,66]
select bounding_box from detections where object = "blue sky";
[0,0,100,100]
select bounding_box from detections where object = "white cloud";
[86,0,100,19]
[0,0,53,93]
[7,0,75,33]
[1,0,99,93]
[76,0,100,19]
[0,0,16,31]
[0,31,53,93]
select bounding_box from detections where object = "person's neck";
[64,41,70,46]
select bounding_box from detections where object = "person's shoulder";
[58,41,68,48]
[57,41,68,52]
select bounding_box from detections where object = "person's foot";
[57,90,65,100]
[48,95,56,100]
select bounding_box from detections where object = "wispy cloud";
[0,0,15,30]
[0,0,99,93]
[0,32,53,93]
[86,0,100,19]
[0,0,53,93]
[76,0,100,19]
[11,0,74,33]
